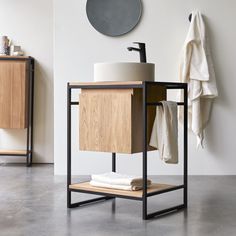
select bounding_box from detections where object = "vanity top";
[69,81,143,86]
[68,81,187,89]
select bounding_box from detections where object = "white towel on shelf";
[149,101,178,164]
[178,10,218,147]
[90,172,152,191]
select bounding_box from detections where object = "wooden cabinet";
[79,83,166,153]
[0,56,34,166]
[0,59,29,129]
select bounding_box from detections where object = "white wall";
[0,0,54,163]
[54,0,236,175]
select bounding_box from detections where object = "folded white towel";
[149,101,178,164]
[91,172,151,186]
[90,180,150,191]
[90,172,152,191]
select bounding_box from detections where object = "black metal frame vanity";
[67,81,188,220]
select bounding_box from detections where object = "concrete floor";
[0,164,236,236]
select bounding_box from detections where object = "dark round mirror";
[86,0,142,37]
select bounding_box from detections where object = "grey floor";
[0,164,236,236]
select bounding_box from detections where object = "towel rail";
[147,102,184,106]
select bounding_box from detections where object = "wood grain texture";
[79,89,133,153]
[79,85,166,153]
[69,182,174,198]
[0,60,28,129]
[0,149,28,155]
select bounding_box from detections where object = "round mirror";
[86,0,142,37]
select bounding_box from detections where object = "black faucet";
[127,42,147,63]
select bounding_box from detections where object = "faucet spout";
[127,47,139,52]
[127,42,147,63]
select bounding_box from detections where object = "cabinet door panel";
[79,90,132,153]
[0,61,28,129]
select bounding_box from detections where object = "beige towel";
[149,101,178,164]
[178,10,218,147]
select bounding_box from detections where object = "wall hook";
[188,13,192,22]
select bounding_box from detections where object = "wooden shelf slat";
[0,149,28,155]
[69,182,174,198]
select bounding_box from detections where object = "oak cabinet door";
[79,89,133,153]
[0,61,28,129]
[79,86,166,154]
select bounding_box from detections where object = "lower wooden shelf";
[69,182,174,198]
[0,149,29,155]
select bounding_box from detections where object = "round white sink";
[94,62,155,82]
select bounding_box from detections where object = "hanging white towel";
[149,101,178,164]
[178,10,218,147]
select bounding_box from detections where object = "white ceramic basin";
[94,62,155,82]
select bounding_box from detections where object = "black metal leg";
[67,86,116,208]
[67,84,72,208]
[67,86,114,208]
[30,60,35,166]
[26,153,30,167]
[183,85,188,208]
[141,83,188,220]
[142,82,148,220]
[26,60,33,167]
[110,153,116,200]
[112,153,116,172]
